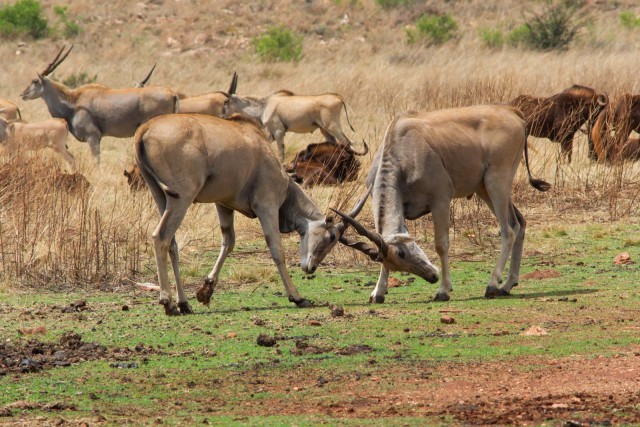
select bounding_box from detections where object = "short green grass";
[1,220,639,425]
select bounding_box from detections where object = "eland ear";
[325,216,334,225]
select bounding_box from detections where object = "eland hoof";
[433,292,450,302]
[369,295,385,304]
[484,287,500,298]
[196,282,214,306]
[289,296,313,308]
[498,288,511,296]
[178,301,194,314]
[161,300,180,316]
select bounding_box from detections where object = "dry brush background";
[1,0,640,290]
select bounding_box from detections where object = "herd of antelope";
[1,46,637,315]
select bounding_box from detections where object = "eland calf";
[0,99,22,122]
[333,105,550,303]
[222,73,359,163]
[0,117,75,172]
[135,113,359,315]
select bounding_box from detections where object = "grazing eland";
[332,105,550,303]
[134,113,364,315]
[20,45,179,162]
[222,73,361,163]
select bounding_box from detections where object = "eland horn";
[331,206,389,257]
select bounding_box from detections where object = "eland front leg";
[256,209,311,307]
[370,265,389,304]
[432,202,453,302]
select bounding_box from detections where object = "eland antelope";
[510,84,608,162]
[333,105,550,303]
[0,99,22,122]
[0,116,75,172]
[131,63,227,116]
[134,113,363,315]
[20,46,179,163]
[222,73,360,163]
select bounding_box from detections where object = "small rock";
[613,252,632,265]
[19,358,41,373]
[493,330,509,336]
[17,326,47,335]
[523,326,548,336]
[109,362,138,369]
[53,351,67,361]
[330,305,344,317]
[226,333,237,338]
[256,334,277,347]
[440,315,455,324]
[122,305,130,311]
[308,320,322,326]
[388,277,401,288]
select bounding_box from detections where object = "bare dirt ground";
[5,336,638,425]
[229,350,640,426]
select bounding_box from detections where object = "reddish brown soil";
[229,349,640,425]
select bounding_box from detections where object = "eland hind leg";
[151,199,191,315]
[501,204,526,295]
[168,236,192,314]
[476,182,520,298]
[196,205,235,306]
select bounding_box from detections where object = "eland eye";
[398,250,406,259]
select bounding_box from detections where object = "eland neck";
[240,97,267,123]
[279,179,324,235]
[41,79,76,122]
[372,154,406,238]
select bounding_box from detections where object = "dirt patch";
[521,269,563,280]
[0,332,161,376]
[229,349,640,425]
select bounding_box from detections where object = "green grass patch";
[1,221,640,424]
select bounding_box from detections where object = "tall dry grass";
[1,0,640,289]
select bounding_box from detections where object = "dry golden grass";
[1,0,640,288]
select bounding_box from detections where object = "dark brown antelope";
[510,84,608,162]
